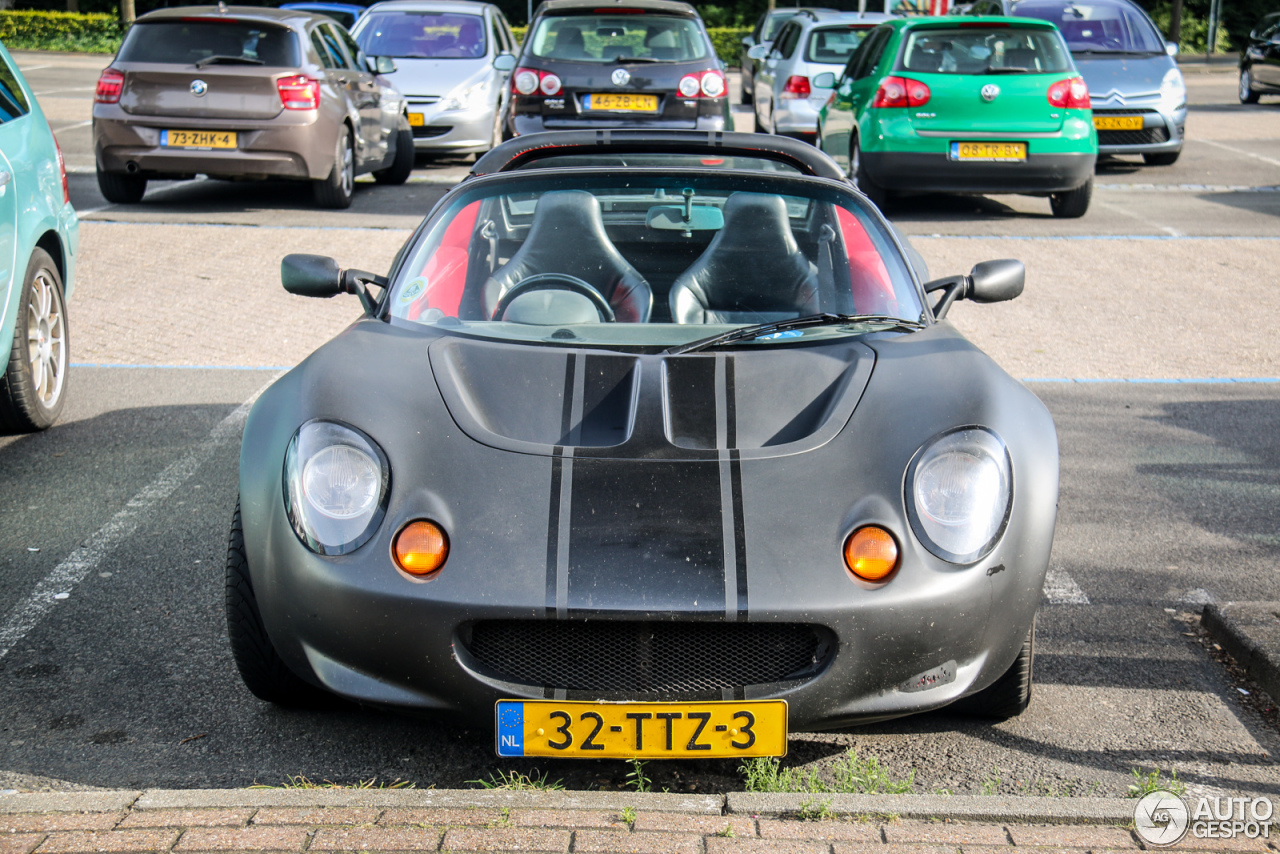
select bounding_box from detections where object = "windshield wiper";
[985,66,1030,74]
[665,313,924,355]
[194,55,264,68]
[610,55,664,63]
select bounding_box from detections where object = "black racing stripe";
[724,356,737,448]
[545,447,563,618]
[559,352,578,444]
[730,450,748,620]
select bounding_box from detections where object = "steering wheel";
[492,273,617,322]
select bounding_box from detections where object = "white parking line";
[32,87,95,96]
[1196,138,1280,169]
[51,119,92,132]
[17,64,51,72]
[0,379,275,662]
[1043,569,1090,605]
[1093,197,1182,237]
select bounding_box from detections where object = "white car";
[352,0,519,155]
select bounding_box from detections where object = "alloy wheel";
[25,269,66,410]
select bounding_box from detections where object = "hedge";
[0,10,124,53]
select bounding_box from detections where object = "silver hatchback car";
[351,0,518,155]
[750,10,892,141]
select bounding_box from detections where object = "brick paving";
[5,798,1280,853]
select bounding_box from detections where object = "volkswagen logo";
[980,83,1000,102]
[190,79,208,97]
[611,68,630,87]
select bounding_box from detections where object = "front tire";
[1143,150,1181,166]
[851,133,887,210]
[953,620,1035,720]
[1049,176,1091,218]
[96,169,146,204]
[0,249,68,433]
[225,499,329,706]
[313,127,355,209]
[741,73,754,105]
[1240,68,1261,104]
[373,126,414,185]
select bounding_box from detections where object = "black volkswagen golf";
[501,0,731,136]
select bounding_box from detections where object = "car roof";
[896,13,1059,28]
[537,0,700,19]
[135,4,320,25]
[804,10,895,25]
[471,130,846,180]
[361,0,496,13]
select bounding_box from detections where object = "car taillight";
[872,75,930,108]
[94,68,123,104]
[780,75,811,100]
[679,69,727,99]
[1047,76,1090,109]
[512,68,560,97]
[52,131,69,205]
[277,75,320,110]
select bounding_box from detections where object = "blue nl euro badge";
[496,702,524,756]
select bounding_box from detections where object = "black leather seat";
[668,193,820,324]
[483,191,653,323]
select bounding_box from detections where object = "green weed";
[796,797,834,821]
[1127,767,1186,798]
[740,749,915,795]
[625,758,652,793]
[248,775,414,790]
[469,769,565,791]
[621,806,637,827]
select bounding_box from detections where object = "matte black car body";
[1240,12,1280,103]
[232,131,1058,732]
[500,0,730,137]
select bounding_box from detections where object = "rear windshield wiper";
[665,313,924,355]
[609,55,664,63]
[194,55,264,68]
[985,66,1030,74]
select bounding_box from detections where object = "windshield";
[527,15,709,63]
[807,25,874,64]
[900,26,1072,73]
[385,171,925,349]
[1014,2,1166,52]
[354,12,486,59]
[119,20,301,65]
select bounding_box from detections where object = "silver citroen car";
[352,0,519,155]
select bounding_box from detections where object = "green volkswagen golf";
[815,16,1097,217]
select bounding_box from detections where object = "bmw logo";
[611,68,630,87]
[190,79,208,97]
[980,83,999,102]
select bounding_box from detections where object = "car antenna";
[217,0,227,13]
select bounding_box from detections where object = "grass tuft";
[469,769,565,791]
[1127,767,1186,798]
[740,749,915,795]
[248,775,413,790]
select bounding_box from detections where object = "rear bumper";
[863,151,1096,194]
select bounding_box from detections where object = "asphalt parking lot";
[0,51,1277,798]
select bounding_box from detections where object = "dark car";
[92,5,414,208]
[738,7,835,106]
[500,0,730,137]
[226,131,1058,755]
[1240,12,1280,103]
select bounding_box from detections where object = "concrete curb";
[0,788,1140,825]
[1202,601,1280,702]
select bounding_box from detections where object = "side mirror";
[923,259,1023,318]
[371,55,396,74]
[812,71,836,88]
[747,43,770,60]
[493,53,517,72]
[1165,40,1179,56]
[282,253,342,298]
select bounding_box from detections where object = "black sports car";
[228,131,1058,759]
[500,0,731,137]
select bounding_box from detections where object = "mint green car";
[815,16,1098,217]
[0,42,78,431]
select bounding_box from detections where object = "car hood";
[389,57,491,98]
[1073,52,1173,100]
[427,334,876,460]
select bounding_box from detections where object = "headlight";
[441,80,488,111]
[1160,68,1186,108]
[284,420,390,555]
[907,428,1011,564]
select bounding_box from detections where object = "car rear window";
[528,15,710,63]
[0,55,31,124]
[118,20,302,66]
[1014,2,1166,52]
[899,26,1072,73]
[355,12,486,59]
[807,25,874,64]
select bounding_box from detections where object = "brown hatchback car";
[93,6,414,208]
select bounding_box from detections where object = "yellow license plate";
[408,112,425,126]
[1093,115,1142,130]
[495,700,787,759]
[586,93,659,112]
[161,130,236,149]
[951,141,1027,161]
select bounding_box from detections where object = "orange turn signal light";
[844,526,899,582]
[393,520,449,577]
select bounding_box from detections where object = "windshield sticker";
[398,277,428,305]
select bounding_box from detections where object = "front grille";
[412,125,451,139]
[465,620,832,693]
[1098,127,1170,146]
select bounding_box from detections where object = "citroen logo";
[190,79,208,97]
[980,83,999,102]
[611,68,630,87]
